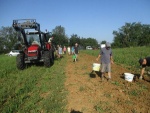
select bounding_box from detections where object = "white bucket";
[124,73,134,82]
[93,63,100,71]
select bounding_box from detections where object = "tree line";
[51,25,99,50]
[0,22,150,54]
[112,22,150,48]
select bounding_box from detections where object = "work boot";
[107,78,111,82]
[107,75,111,82]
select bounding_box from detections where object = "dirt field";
[65,53,150,113]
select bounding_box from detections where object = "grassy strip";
[0,55,67,113]
[81,46,150,71]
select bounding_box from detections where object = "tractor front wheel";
[16,53,25,70]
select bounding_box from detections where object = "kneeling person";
[139,57,150,80]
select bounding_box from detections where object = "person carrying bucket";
[138,57,150,80]
[96,42,114,81]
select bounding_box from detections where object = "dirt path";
[65,53,150,113]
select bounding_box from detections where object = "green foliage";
[0,55,67,113]
[111,81,120,86]
[69,34,80,46]
[51,25,99,48]
[113,47,150,69]
[52,25,65,36]
[69,34,99,49]
[52,25,68,46]
[128,90,141,96]
[82,49,99,56]
[94,101,110,113]
[82,46,150,70]
[52,34,68,47]
[100,40,106,44]
[81,37,99,49]
[112,22,150,48]
[0,26,18,53]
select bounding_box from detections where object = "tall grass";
[0,55,67,113]
[82,46,150,71]
[112,46,150,69]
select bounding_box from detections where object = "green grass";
[111,46,150,69]
[94,101,111,113]
[0,55,68,113]
[111,81,120,86]
[128,90,141,96]
[82,46,150,71]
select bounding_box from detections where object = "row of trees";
[0,27,18,53]
[0,22,150,54]
[51,25,99,49]
[112,22,150,48]
[52,23,150,48]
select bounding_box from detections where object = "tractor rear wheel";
[44,51,51,67]
[16,53,25,70]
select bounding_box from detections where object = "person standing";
[56,45,60,58]
[74,43,79,61]
[138,57,150,80]
[67,46,71,55]
[58,45,62,58]
[71,46,75,54]
[96,42,114,81]
[63,46,67,54]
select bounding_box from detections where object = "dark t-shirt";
[100,47,112,64]
[74,46,78,54]
[142,57,150,67]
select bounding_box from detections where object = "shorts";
[101,63,111,72]
[75,54,78,58]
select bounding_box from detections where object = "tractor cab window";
[26,34,41,46]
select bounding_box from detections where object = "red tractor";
[12,19,55,70]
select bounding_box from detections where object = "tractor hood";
[28,45,40,57]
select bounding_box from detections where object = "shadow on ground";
[89,70,102,78]
[70,109,83,113]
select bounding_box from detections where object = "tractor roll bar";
[12,19,40,31]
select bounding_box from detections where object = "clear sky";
[0,0,150,43]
